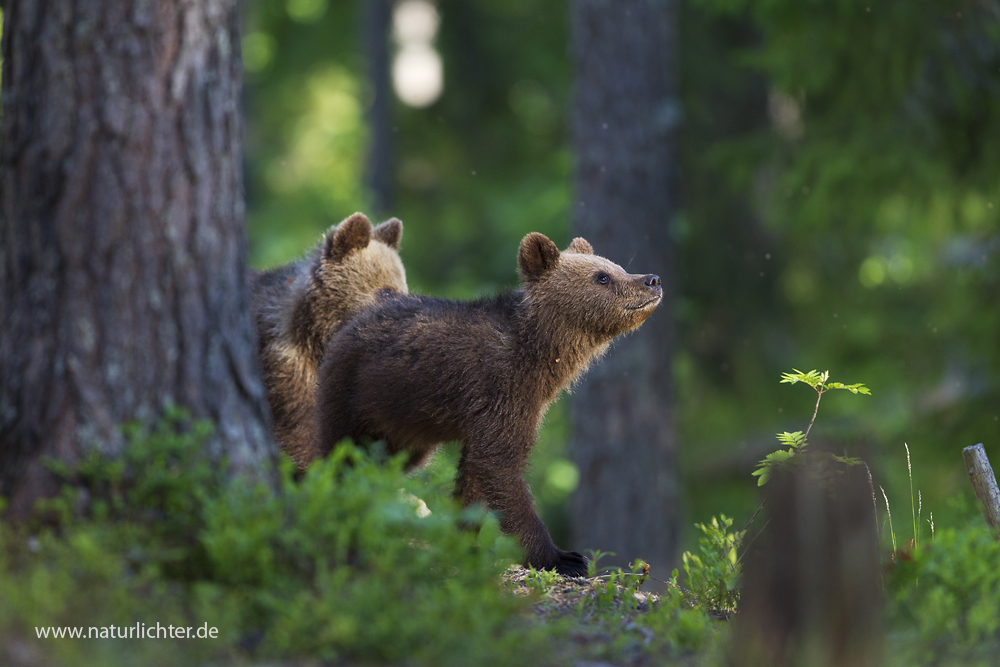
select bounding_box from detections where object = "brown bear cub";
[251,212,407,466]
[314,232,661,575]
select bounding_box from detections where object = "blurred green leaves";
[678,0,999,533]
[243,0,572,293]
[1,411,541,666]
[243,31,277,73]
[286,0,328,24]
[889,519,1000,664]
[248,63,365,268]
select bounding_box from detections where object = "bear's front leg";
[456,447,589,577]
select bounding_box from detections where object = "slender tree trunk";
[569,0,679,573]
[0,0,276,516]
[363,0,393,216]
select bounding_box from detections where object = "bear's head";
[313,212,408,322]
[518,232,661,340]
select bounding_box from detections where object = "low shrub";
[888,518,1000,666]
[0,409,544,666]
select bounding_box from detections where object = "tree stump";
[962,443,1000,537]
[729,463,883,667]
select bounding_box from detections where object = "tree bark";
[0,0,276,516]
[569,0,679,572]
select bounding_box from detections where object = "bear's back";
[340,290,522,358]
[321,291,529,439]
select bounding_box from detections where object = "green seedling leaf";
[776,431,806,449]
[758,449,795,466]
[780,368,826,388]
[826,381,871,395]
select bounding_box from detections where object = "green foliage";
[775,430,806,448]
[584,548,616,579]
[523,566,563,597]
[751,431,805,486]
[583,561,652,615]
[567,583,725,664]
[881,484,899,556]
[679,515,744,616]
[675,0,999,541]
[888,520,1000,665]
[566,585,726,664]
[753,369,868,485]
[635,588,726,659]
[0,411,548,667]
[905,442,921,550]
[780,369,870,396]
[241,0,369,268]
[594,570,624,611]
[547,563,726,663]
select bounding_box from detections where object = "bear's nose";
[644,274,661,288]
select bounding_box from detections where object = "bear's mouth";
[625,295,661,311]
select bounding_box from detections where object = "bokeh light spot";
[392,0,443,108]
[545,459,579,495]
[286,0,327,24]
[859,256,887,288]
[393,44,443,108]
[888,254,914,284]
[243,32,276,73]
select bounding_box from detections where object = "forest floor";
[500,566,723,667]
[502,565,661,617]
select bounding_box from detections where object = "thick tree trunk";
[363,0,393,216]
[0,0,276,516]
[569,0,679,573]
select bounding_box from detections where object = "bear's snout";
[644,274,661,289]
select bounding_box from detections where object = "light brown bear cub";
[315,232,661,575]
[251,212,407,466]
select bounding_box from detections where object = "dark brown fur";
[251,213,407,465]
[314,232,661,575]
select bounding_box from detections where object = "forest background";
[241,0,1000,557]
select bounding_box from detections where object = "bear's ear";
[565,237,594,255]
[518,232,561,282]
[372,218,403,250]
[324,212,372,262]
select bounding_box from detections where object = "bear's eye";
[377,287,396,298]
[595,272,611,286]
